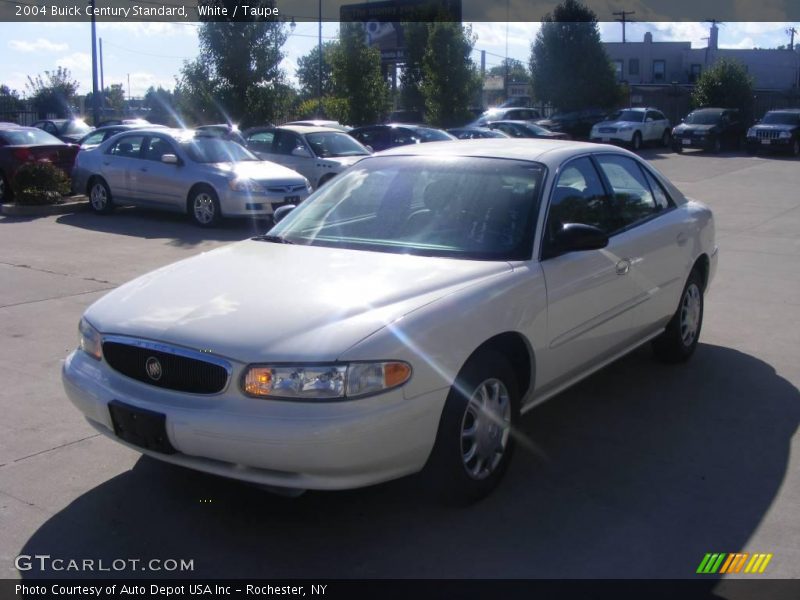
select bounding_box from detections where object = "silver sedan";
[72,128,311,227]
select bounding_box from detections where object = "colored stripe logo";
[696,553,773,574]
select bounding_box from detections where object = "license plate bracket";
[108,400,176,454]
[761,139,771,145]
[682,138,691,145]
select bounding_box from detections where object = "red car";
[0,124,79,202]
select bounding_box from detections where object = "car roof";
[277,125,345,135]
[375,138,630,168]
[765,109,800,114]
[692,107,734,113]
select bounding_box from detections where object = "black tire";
[652,269,704,363]
[746,144,758,156]
[0,171,12,203]
[424,351,520,504]
[791,138,800,157]
[707,136,721,153]
[631,131,642,151]
[672,143,684,154]
[661,129,671,148]
[88,177,114,214]
[188,185,221,227]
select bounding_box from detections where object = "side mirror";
[273,204,296,223]
[365,145,374,153]
[291,147,312,158]
[545,223,608,258]
[161,154,179,165]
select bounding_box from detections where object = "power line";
[613,10,636,43]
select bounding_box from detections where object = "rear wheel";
[631,131,642,151]
[188,186,221,227]
[791,138,800,157]
[424,351,519,504]
[88,178,113,214]
[653,269,704,363]
[661,129,671,148]
[708,136,722,153]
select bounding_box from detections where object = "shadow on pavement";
[20,344,799,580]
[55,208,271,248]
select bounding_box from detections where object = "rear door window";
[595,154,660,231]
[108,135,146,158]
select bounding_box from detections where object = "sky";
[1,20,798,98]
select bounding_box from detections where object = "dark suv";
[745,109,800,156]
[671,108,747,153]
[534,108,608,140]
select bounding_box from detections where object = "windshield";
[305,131,370,158]
[762,112,800,125]
[64,120,92,135]
[684,111,722,125]
[181,138,257,163]
[524,123,551,135]
[269,156,545,261]
[412,127,454,142]
[609,110,645,123]
[0,128,63,145]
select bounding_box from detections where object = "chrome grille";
[266,184,307,194]
[755,130,780,140]
[598,127,617,133]
[103,338,229,394]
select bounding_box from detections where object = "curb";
[1,198,89,217]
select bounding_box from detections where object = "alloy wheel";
[193,193,216,225]
[90,183,107,211]
[680,283,702,347]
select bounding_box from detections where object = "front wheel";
[0,171,12,203]
[631,131,642,151]
[652,270,704,363]
[791,138,800,157]
[661,130,671,148]
[188,186,221,227]
[424,351,519,504]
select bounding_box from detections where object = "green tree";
[398,22,430,113]
[420,23,481,127]
[143,86,177,125]
[25,67,80,117]
[529,0,619,111]
[177,1,288,126]
[85,83,126,118]
[0,84,24,113]
[330,23,390,126]
[488,58,530,83]
[691,58,754,117]
[296,41,337,100]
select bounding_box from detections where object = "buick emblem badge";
[145,356,163,381]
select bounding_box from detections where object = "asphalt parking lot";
[1,147,798,581]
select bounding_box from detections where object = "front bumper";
[590,130,635,144]
[746,136,794,151]
[672,134,711,149]
[62,350,443,490]
[218,189,309,218]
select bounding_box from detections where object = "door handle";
[615,259,631,275]
[102,161,110,166]
[140,167,148,172]
[676,231,689,246]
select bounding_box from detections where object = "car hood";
[85,241,512,363]
[752,124,796,132]
[594,120,639,128]
[212,160,306,182]
[675,124,716,132]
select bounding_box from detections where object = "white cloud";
[8,38,69,53]
[97,22,197,38]
[55,52,92,73]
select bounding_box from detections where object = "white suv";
[590,107,671,151]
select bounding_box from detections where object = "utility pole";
[89,0,99,124]
[99,38,104,117]
[788,27,797,51]
[613,10,635,43]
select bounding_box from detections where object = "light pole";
[317,0,322,118]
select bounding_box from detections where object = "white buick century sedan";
[62,139,717,503]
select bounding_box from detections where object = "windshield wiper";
[252,234,293,244]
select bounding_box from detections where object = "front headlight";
[747,127,756,137]
[78,317,102,360]
[229,178,264,192]
[779,131,791,139]
[242,361,412,400]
